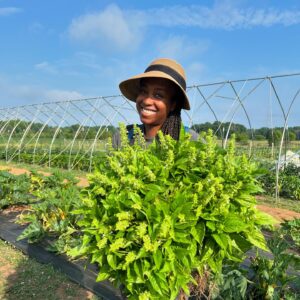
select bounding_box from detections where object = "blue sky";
[0,0,300,127]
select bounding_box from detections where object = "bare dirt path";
[256,204,300,222]
[0,165,89,187]
[1,165,300,222]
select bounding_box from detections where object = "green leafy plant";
[0,170,33,209]
[215,266,249,300]
[69,124,274,299]
[17,171,82,253]
[258,163,300,201]
[247,231,300,299]
[281,218,300,250]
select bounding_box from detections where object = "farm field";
[0,132,299,299]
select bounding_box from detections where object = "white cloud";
[35,61,58,74]
[68,4,145,51]
[0,7,21,16]
[65,2,300,57]
[145,3,300,29]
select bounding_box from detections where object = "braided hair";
[159,84,183,141]
[160,108,182,140]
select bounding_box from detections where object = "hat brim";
[119,70,190,110]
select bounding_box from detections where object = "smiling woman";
[113,58,198,147]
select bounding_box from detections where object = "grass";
[257,194,300,213]
[0,239,101,300]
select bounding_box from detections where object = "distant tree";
[253,127,269,139]
[288,130,296,141]
[253,134,266,141]
[267,129,282,146]
[235,132,249,143]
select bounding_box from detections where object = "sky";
[0,0,300,127]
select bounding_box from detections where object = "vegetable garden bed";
[0,210,123,300]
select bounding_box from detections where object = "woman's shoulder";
[182,125,199,141]
[112,124,143,148]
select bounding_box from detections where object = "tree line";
[191,121,300,145]
[1,120,300,145]
[0,120,117,140]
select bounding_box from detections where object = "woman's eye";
[154,93,163,99]
[138,88,147,96]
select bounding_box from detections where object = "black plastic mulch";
[0,211,123,300]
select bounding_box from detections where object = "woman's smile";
[140,106,158,116]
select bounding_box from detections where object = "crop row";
[0,150,106,171]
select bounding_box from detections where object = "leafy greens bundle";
[70,124,274,300]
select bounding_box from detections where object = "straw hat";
[119,58,190,110]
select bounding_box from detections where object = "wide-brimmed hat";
[119,58,190,110]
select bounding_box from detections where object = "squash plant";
[69,124,274,300]
[0,170,35,209]
[17,171,82,253]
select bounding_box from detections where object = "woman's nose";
[139,93,153,103]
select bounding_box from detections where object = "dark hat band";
[144,64,186,91]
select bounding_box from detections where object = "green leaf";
[206,221,216,231]
[254,210,277,226]
[212,233,229,250]
[96,272,109,282]
[246,230,268,251]
[200,240,216,263]
[190,222,205,244]
[223,215,248,233]
[133,261,144,283]
[153,249,163,269]
[107,254,117,270]
[173,231,190,244]
[148,273,163,295]
[155,273,169,292]
[230,233,252,252]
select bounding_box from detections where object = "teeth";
[142,108,157,115]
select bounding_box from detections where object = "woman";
[113,58,198,147]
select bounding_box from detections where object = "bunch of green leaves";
[258,163,300,200]
[69,124,274,300]
[0,170,34,209]
[281,175,300,201]
[281,218,300,250]
[28,169,79,193]
[202,220,300,299]
[213,266,249,300]
[17,171,82,253]
[256,168,278,196]
[247,231,300,299]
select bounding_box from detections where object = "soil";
[256,204,300,222]
[1,165,300,223]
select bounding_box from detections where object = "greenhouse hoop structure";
[1,72,300,199]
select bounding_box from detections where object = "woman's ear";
[170,101,177,112]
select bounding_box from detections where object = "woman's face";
[136,77,176,129]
